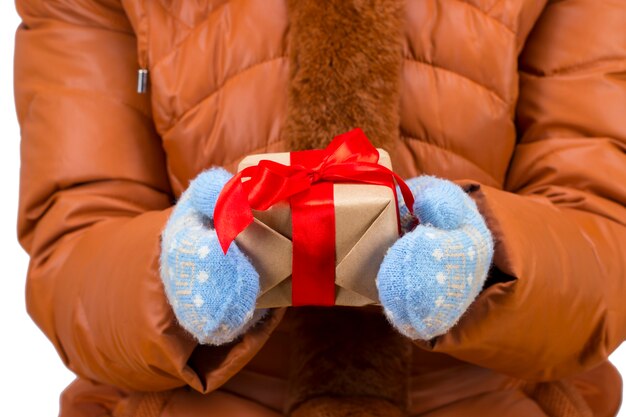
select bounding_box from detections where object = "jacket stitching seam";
[448,0,515,35]
[155,0,194,30]
[484,0,504,16]
[519,56,626,78]
[147,0,237,70]
[163,56,287,133]
[400,133,501,187]
[403,57,508,105]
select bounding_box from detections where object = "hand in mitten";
[377,176,494,340]
[159,168,265,345]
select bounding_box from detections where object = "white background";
[1,3,623,417]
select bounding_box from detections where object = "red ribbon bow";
[214,128,415,305]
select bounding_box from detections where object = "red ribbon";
[213,128,415,306]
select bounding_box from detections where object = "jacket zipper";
[137,68,148,93]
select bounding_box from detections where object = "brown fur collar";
[284,0,405,151]
[282,1,409,416]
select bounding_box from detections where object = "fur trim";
[286,307,411,416]
[291,396,407,417]
[284,0,405,151]
[282,1,409,415]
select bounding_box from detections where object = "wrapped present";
[214,128,414,308]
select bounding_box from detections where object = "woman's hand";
[377,176,494,340]
[160,168,265,345]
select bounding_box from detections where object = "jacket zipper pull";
[137,68,149,93]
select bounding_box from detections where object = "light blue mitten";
[160,168,265,345]
[377,176,494,340]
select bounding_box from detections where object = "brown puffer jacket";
[14,0,626,416]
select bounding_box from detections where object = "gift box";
[213,129,414,308]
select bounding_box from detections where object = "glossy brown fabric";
[13,0,626,416]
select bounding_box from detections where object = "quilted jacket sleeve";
[417,0,626,381]
[15,0,280,392]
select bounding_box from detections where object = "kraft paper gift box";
[233,149,402,308]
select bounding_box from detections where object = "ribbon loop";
[213,128,415,254]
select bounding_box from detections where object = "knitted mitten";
[377,176,494,340]
[159,168,266,345]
